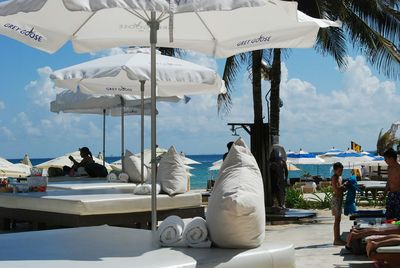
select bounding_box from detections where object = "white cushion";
[206,138,265,248]
[123,150,147,183]
[157,146,188,195]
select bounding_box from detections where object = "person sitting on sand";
[331,162,348,246]
[383,148,400,220]
[63,147,95,176]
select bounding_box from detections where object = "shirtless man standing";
[383,148,400,220]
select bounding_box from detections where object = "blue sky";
[0,34,399,159]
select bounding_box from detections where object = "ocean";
[8,154,353,189]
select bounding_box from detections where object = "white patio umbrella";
[0,157,31,178]
[36,151,112,171]
[287,150,325,165]
[51,88,158,169]
[0,0,340,231]
[51,48,221,190]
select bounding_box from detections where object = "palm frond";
[218,53,248,115]
[315,27,348,69]
[337,1,400,80]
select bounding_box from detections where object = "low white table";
[0,226,295,268]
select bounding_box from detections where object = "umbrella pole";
[121,97,125,172]
[148,11,159,232]
[103,109,106,166]
[140,81,145,184]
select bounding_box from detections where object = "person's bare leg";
[334,215,345,245]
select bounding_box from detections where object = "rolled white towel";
[118,173,129,182]
[183,217,211,248]
[107,173,118,182]
[133,183,161,195]
[157,215,186,247]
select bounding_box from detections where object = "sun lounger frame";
[0,206,205,231]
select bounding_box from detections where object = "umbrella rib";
[126,8,148,22]
[194,12,217,55]
[71,11,98,38]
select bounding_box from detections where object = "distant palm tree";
[377,128,398,156]
[220,0,400,144]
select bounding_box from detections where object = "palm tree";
[220,1,399,206]
[377,128,398,156]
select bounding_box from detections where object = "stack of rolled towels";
[157,215,211,248]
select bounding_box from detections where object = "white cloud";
[0,126,15,141]
[25,66,62,107]
[0,101,4,110]
[14,112,41,136]
[90,47,126,57]
[183,51,218,71]
[279,56,399,151]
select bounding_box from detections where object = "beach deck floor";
[265,209,374,268]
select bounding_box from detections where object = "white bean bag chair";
[206,138,265,248]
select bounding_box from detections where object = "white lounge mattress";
[0,226,295,268]
[0,190,201,215]
[376,245,400,253]
[47,182,137,191]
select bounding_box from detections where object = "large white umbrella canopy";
[0,1,339,55]
[0,0,340,231]
[36,151,112,171]
[287,150,325,165]
[0,157,31,178]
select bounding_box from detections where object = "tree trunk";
[252,50,263,125]
[252,50,272,207]
[269,48,282,144]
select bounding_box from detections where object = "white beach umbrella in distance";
[36,151,112,171]
[0,0,340,231]
[287,150,325,165]
[0,157,31,178]
[318,147,344,158]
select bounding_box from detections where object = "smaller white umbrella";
[36,151,111,171]
[51,89,157,169]
[287,150,325,165]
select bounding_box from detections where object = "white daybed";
[0,190,203,230]
[0,225,295,268]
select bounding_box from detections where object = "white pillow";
[123,150,147,183]
[157,146,188,195]
[206,138,265,248]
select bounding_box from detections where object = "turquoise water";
[9,155,353,189]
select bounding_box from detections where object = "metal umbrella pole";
[148,11,159,232]
[120,96,125,172]
[140,81,145,184]
[102,109,106,166]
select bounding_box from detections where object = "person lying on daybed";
[346,226,400,253]
[366,234,400,257]
[63,147,95,176]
